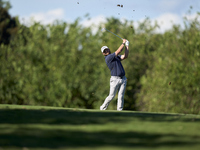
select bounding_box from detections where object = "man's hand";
[122,39,126,44]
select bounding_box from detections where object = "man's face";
[103,48,111,56]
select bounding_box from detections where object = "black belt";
[111,76,124,79]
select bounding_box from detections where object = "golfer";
[100,39,129,111]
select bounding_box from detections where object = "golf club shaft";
[104,28,123,40]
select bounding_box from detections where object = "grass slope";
[0,104,200,150]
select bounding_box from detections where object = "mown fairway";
[0,104,200,150]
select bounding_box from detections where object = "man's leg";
[117,77,127,111]
[100,78,119,110]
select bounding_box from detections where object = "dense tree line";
[0,0,17,45]
[0,1,200,114]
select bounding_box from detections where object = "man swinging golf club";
[100,39,129,111]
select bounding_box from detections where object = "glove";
[125,40,129,46]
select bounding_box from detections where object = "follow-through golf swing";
[100,38,129,111]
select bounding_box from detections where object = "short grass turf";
[0,104,200,150]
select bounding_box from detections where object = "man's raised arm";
[115,39,127,56]
[121,40,129,60]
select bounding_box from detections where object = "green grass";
[0,104,200,150]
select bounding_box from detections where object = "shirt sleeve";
[118,55,122,60]
[106,53,116,63]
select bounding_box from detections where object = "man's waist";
[111,76,125,79]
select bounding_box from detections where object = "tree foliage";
[0,0,17,45]
[0,1,200,114]
[137,16,200,114]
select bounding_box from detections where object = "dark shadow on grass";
[0,127,200,149]
[0,109,200,125]
[0,108,200,149]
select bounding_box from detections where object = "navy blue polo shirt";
[105,53,125,77]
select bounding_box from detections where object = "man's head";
[101,46,111,56]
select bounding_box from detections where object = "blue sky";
[7,0,200,32]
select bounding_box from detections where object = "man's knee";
[107,95,115,100]
[118,94,124,100]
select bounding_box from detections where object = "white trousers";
[100,76,127,111]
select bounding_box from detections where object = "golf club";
[101,28,123,40]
